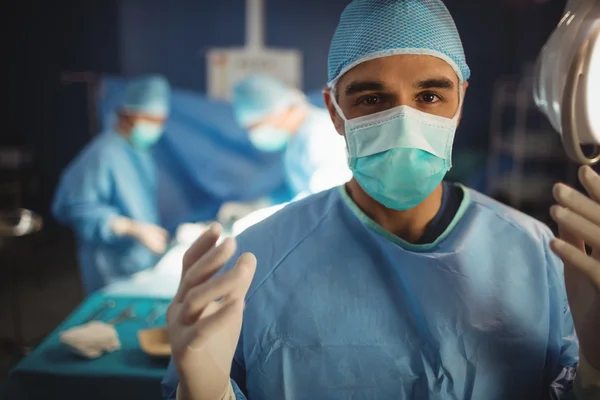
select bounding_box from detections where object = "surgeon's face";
[244,109,295,152]
[118,112,167,150]
[324,54,468,135]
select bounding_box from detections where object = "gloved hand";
[166,223,256,400]
[111,217,169,254]
[134,222,169,254]
[550,166,600,374]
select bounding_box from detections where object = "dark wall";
[441,0,565,149]
[11,1,121,226]
[118,0,350,92]
[119,0,246,91]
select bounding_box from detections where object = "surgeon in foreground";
[53,75,171,294]
[163,1,600,399]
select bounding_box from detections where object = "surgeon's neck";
[345,179,443,244]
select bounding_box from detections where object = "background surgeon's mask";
[130,121,164,150]
[249,125,291,152]
[331,94,460,210]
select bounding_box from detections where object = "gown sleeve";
[52,143,123,244]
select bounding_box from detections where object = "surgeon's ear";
[322,88,345,136]
[457,81,469,124]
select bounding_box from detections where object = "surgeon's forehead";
[121,111,167,123]
[336,54,459,94]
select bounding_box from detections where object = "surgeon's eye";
[357,94,382,106]
[417,92,441,104]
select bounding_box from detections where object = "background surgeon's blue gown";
[53,131,161,293]
[163,185,578,399]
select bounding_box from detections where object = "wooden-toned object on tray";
[138,327,171,357]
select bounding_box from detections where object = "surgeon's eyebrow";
[344,80,386,96]
[414,77,455,90]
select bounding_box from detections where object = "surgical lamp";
[534,0,600,165]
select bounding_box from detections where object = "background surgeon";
[53,75,172,294]
[232,74,351,197]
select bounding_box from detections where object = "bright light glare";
[175,223,208,245]
[232,203,287,236]
[309,168,353,194]
[586,25,600,144]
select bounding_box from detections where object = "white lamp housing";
[533,0,600,164]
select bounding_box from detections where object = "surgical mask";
[331,95,460,210]
[249,125,290,152]
[130,121,164,150]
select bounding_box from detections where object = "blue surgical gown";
[284,106,350,196]
[163,185,579,399]
[53,131,161,294]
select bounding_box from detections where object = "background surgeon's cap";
[232,75,306,128]
[327,0,470,89]
[121,75,171,117]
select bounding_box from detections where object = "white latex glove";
[134,222,169,254]
[550,166,600,374]
[111,217,169,254]
[166,223,256,400]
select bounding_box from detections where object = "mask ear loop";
[329,86,348,122]
[440,80,465,170]
[328,85,353,165]
[451,81,465,123]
